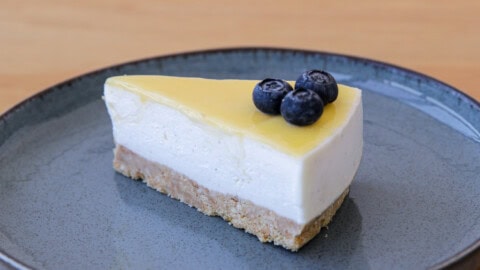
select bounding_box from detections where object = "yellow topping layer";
[106,75,361,156]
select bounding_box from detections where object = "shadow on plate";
[113,172,367,269]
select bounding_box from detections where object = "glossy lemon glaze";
[106,75,361,156]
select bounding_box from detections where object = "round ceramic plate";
[1,48,479,270]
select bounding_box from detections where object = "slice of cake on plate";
[103,72,363,251]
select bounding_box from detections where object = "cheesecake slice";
[104,75,363,251]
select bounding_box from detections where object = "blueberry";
[253,78,293,115]
[295,70,338,104]
[280,88,324,126]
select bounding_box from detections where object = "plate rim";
[0,47,479,269]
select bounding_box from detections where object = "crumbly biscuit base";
[113,144,349,251]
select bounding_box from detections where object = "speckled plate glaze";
[1,48,479,270]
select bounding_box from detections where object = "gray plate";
[1,48,479,270]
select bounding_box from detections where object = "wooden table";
[1,0,479,114]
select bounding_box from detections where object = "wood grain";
[1,0,479,114]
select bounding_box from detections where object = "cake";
[103,74,363,251]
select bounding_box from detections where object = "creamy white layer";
[104,84,363,225]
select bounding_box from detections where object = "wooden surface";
[1,0,479,114]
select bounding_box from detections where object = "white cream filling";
[104,84,363,225]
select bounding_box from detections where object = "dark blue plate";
[1,48,479,269]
